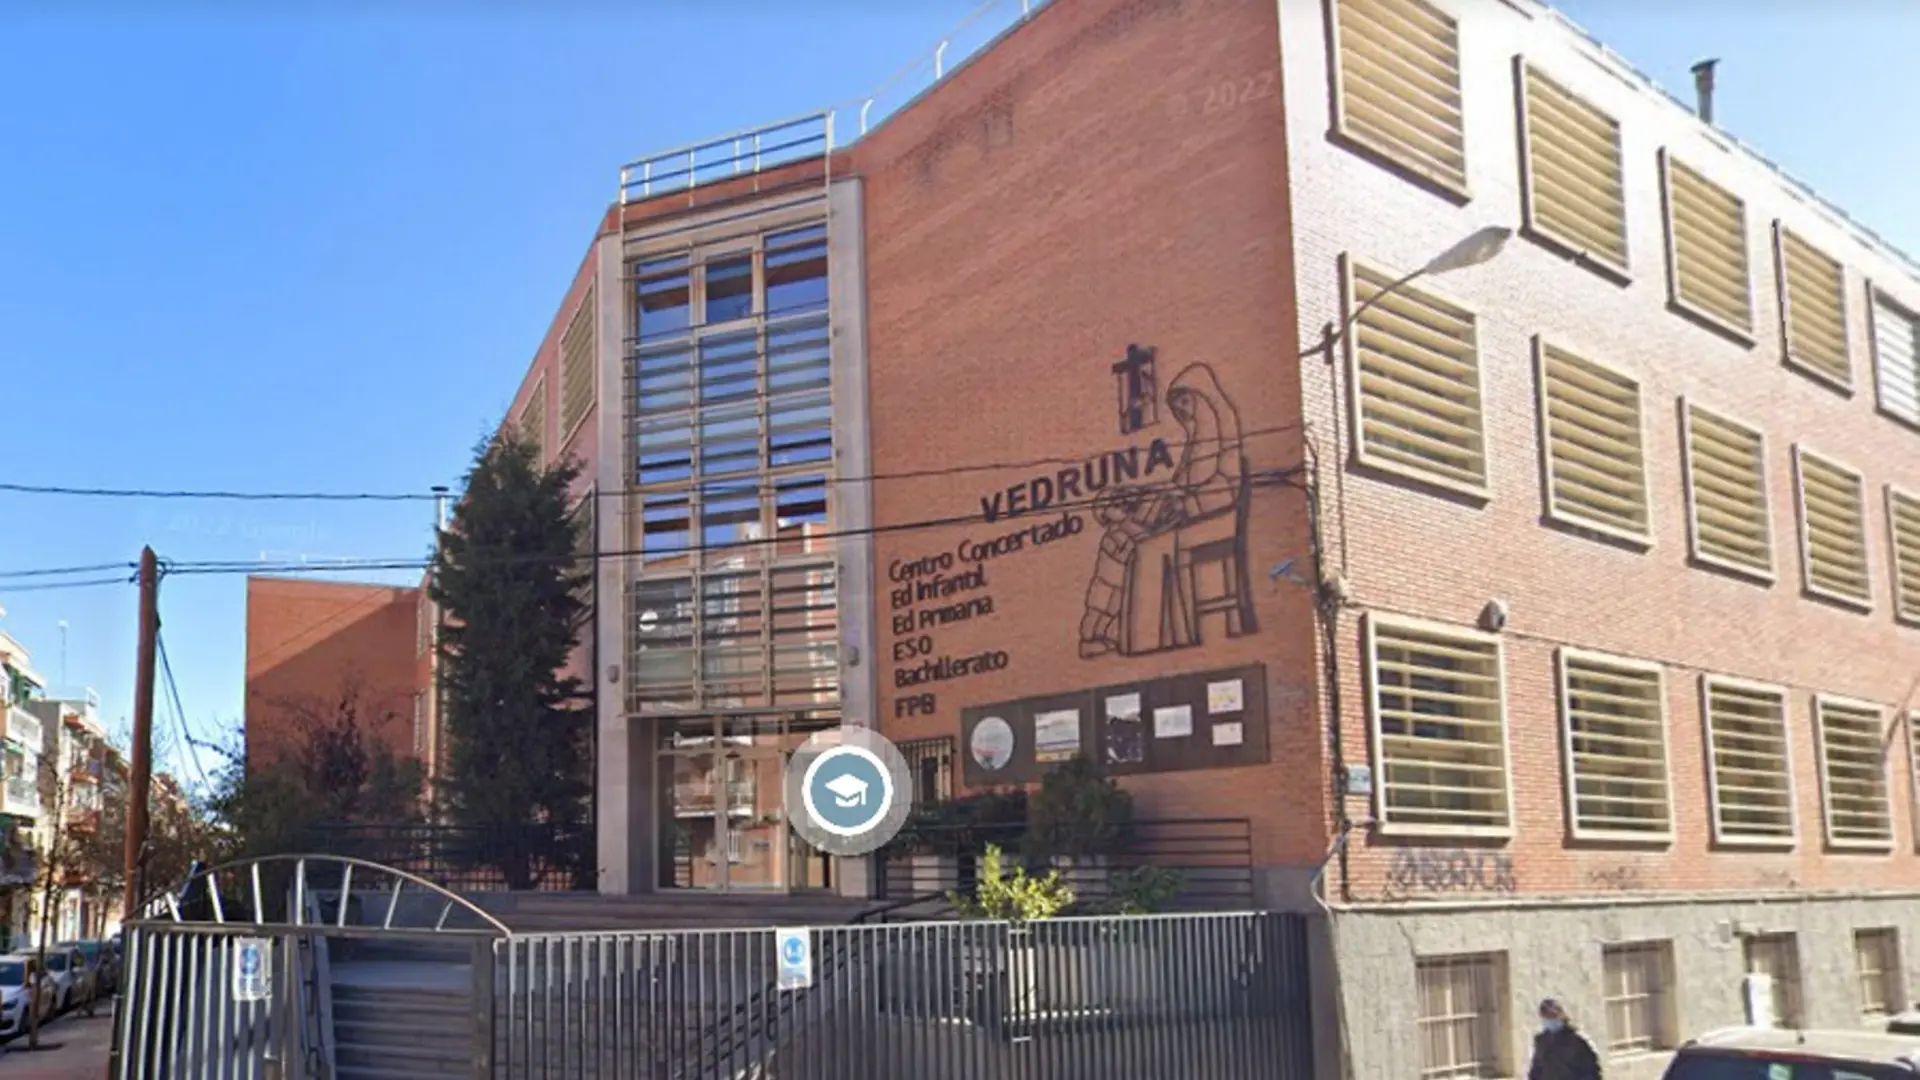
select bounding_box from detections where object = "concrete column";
[833,856,875,900]
[826,177,879,732]
[593,227,634,895]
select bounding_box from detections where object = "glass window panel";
[636,256,691,341]
[765,226,828,317]
[705,254,754,324]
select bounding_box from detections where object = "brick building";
[243,0,1920,1073]
[243,577,422,772]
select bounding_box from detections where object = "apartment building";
[25,691,119,942]
[244,0,1920,1072]
[0,633,45,945]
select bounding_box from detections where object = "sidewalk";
[0,1002,113,1079]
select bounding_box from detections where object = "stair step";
[333,995,471,1020]
[336,1038,473,1070]
[337,1066,468,1080]
[335,1015,472,1043]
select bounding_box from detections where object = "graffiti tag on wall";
[1586,866,1643,892]
[1384,849,1516,898]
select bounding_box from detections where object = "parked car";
[1662,1027,1920,1079]
[0,956,54,1038]
[37,946,91,1012]
[60,940,115,997]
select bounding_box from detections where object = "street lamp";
[1327,224,1513,350]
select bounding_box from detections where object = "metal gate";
[111,853,509,1080]
[115,856,1319,1080]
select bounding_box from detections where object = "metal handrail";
[131,853,514,936]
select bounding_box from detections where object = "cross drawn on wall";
[1079,348,1258,661]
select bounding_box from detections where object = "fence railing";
[300,823,595,893]
[491,912,1314,1080]
[872,818,1256,917]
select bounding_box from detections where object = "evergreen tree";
[430,427,592,888]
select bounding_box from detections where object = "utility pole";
[122,547,158,922]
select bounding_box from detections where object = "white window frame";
[1533,336,1652,546]
[1791,444,1873,612]
[1772,222,1852,394]
[1325,0,1470,200]
[1856,927,1903,1018]
[1513,56,1629,280]
[1340,253,1490,500]
[1657,148,1756,343]
[1556,647,1673,845]
[1699,674,1797,850]
[1679,397,1776,584]
[1813,693,1893,852]
[1414,951,1509,1080]
[1601,940,1676,1056]
[1886,484,1920,627]
[1363,611,1514,839]
[1867,282,1920,432]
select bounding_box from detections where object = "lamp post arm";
[1322,265,1430,357]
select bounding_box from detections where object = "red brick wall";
[244,577,421,772]
[851,0,1327,868]
[1280,0,1920,897]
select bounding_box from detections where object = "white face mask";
[1541,1018,1566,1034]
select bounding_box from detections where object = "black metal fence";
[871,818,1256,918]
[492,912,1315,1080]
[300,823,594,893]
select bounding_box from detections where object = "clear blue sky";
[0,1,1914,792]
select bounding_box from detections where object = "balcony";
[3,774,39,819]
[5,707,41,751]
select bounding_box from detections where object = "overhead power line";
[0,575,137,594]
[0,561,139,580]
[156,631,212,796]
[151,466,1308,581]
[0,421,1302,504]
[0,467,1308,588]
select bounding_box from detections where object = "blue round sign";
[800,746,893,838]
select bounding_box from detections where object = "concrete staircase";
[315,891,873,1077]
[332,981,475,1080]
[327,937,480,1080]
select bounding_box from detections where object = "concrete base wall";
[1325,892,1920,1080]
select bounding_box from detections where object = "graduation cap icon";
[824,773,869,809]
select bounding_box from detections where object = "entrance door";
[657,718,792,892]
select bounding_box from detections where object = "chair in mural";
[1079,362,1252,658]
[1173,463,1257,642]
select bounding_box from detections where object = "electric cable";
[153,467,1311,579]
[0,575,138,594]
[155,631,212,796]
[0,420,1303,503]
[0,562,138,580]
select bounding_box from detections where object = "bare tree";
[27,734,89,1045]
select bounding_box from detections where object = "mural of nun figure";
[1078,363,1249,659]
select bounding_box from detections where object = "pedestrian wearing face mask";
[1528,998,1602,1080]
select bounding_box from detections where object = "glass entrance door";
[657,717,793,892]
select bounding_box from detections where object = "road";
[0,999,113,1079]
